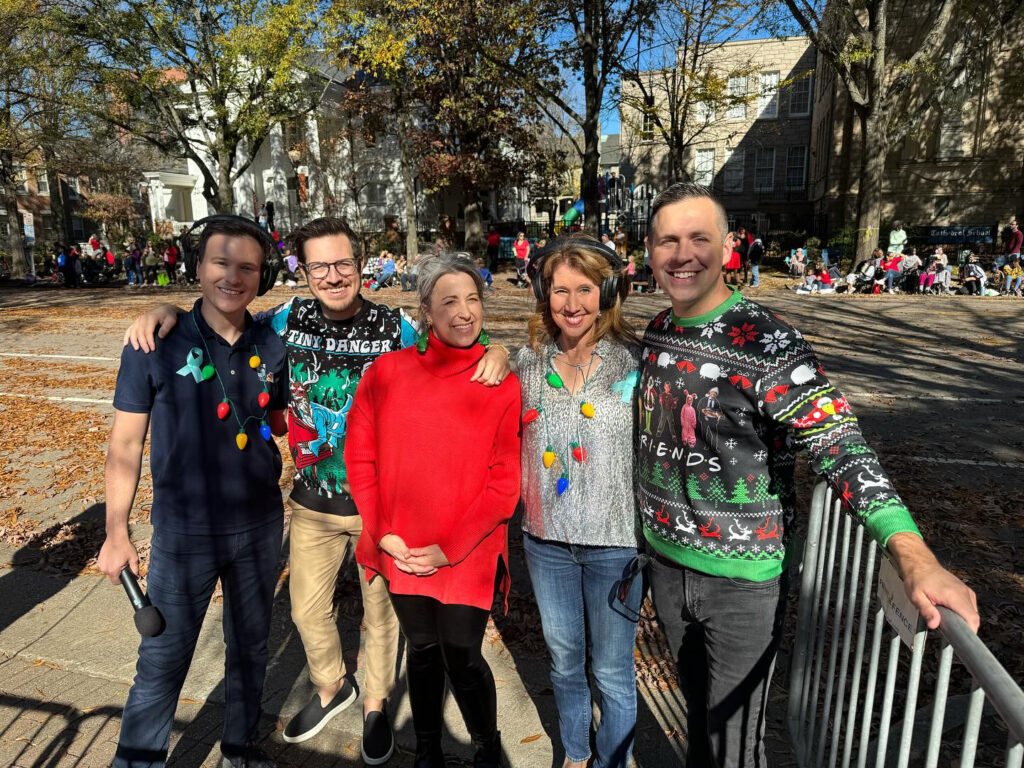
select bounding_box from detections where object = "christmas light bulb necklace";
[190,312,272,450]
[534,344,598,496]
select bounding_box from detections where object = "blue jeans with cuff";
[649,554,789,768]
[113,517,283,768]
[523,533,642,768]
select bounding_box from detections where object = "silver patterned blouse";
[517,338,641,548]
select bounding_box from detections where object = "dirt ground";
[1,267,1021,762]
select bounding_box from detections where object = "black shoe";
[282,681,357,743]
[472,731,502,768]
[361,703,395,765]
[412,739,446,768]
[220,744,277,768]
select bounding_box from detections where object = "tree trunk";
[397,112,419,260]
[668,140,686,183]
[579,0,601,236]
[464,198,484,256]
[854,108,885,268]
[47,168,70,246]
[215,146,234,214]
[0,151,29,279]
[4,201,28,280]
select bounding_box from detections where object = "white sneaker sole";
[281,687,358,744]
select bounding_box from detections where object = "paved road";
[1,280,1021,767]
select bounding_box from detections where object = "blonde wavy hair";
[527,237,637,350]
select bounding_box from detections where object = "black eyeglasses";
[303,259,358,279]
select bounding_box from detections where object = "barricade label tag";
[877,557,923,648]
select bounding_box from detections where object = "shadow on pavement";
[0,504,108,637]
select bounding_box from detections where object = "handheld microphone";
[119,568,166,637]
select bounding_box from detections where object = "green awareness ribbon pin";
[610,371,640,403]
[176,347,205,382]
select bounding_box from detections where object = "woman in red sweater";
[346,252,521,768]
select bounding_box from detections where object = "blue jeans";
[113,517,283,768]
[649,555,788,768]
[885,269,900,290]
[750,264,760,286]
[1004,274,1022,293]
[523,533,641,768]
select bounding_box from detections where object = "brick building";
[621,36,817,235]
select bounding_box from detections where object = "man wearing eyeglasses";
[123,217,510,765]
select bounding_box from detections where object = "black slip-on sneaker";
[361,703,395,765]
[282,681,357,743]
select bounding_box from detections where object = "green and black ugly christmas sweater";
[637,288,920,581]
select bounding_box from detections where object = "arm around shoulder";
[123,303,185,353]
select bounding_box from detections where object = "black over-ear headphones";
[527,235,626,310]
[182,215,279,296]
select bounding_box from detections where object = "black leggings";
[388,593,496,746]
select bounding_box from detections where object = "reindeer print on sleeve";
[758,336,919,545]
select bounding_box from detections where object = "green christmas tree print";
[686,473,704,501]
[652,461,666,489]
[728,478,753,507]
[666,466,684,495]
[751,473,775,502]
[706,477,728,507]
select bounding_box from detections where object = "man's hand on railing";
[888,532,980,633]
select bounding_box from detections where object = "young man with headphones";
[99,216,289,768]
[123,217,510,765]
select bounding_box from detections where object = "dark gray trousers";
[649,555,789,768]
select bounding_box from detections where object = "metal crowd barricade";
[787,482,1024,768]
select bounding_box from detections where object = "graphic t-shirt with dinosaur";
[264,297,419,515]
[637,288,919,581]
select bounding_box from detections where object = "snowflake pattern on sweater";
[637,289,919,581]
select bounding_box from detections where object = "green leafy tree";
[345,0,551,253]
[62,0,323,214]
[478,0,656,236]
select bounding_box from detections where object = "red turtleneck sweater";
[346,333,522,610]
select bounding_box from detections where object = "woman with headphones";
[518,236,642,768]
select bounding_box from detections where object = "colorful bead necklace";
[190,313,272,450]
[530,345,598,496]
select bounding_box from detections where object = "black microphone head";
[134,604,166,637]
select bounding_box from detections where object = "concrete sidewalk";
[0,533,553,768]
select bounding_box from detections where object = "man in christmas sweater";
[638,183,979,768]
[124,218,510,765]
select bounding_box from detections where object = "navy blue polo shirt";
[113,299,288,534]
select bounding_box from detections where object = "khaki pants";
[288,502,399,699]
